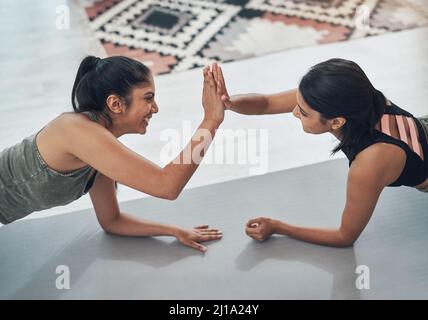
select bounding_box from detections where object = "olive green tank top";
[0,112,99,224]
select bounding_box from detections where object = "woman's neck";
[94,114,126,138]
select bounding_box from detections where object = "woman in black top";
[212,58,428,247]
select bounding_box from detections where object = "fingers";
[208,63,228,97]
[179,225,222,253]
[199,233,223,242]
[218,65,229,96]
[183,234,222,253]
[245,227,265,242]
[198,229,222,235]
[212,62,218,81]
[247,218,262,227]
[245,225,259,237]
[194,226,221,233]
[207,68,215,87]
[195,226,223,237]
[194,224,209,230]
[203,66,216,88]
[212,63,222,95]
[203,66,210,85]
[193,225,223,242]
[249,234,264,242]
[188,241,207,253]
[215,64,223,94]
[212,63,224,95]
[202,68,208,87]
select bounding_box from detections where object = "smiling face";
[292,89,332,134]
[105,77,158,136]
[124,78,158,135]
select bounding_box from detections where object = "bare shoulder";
[52,112,109,138]
[356,142,406,165]
[351,142,406,186]
[45,112,115,155]
[55,112,98,127]
[34,112,110,171]
[36,112,97,143]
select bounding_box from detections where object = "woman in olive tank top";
[0,56,224,253]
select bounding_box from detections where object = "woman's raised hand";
[202,65,225,125]
[211,63,232,110]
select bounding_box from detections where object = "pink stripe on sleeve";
[396,115,409,145]
[380,114,391,136]
[407,117,423,158]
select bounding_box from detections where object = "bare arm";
[89,173,178,236]
[211,63,297,115]
[89,173,222,252]
[228,90,297,115]
[65,68,223,200]
[246,143,406,247]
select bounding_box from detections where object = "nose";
[151,102,159,114]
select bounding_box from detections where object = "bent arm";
[66,117,219,200]
[272,168,383,247]
[89,173,223,252]
[89,173,181,236]
[272,144,406,247]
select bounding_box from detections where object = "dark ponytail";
[372,89,387,127]
[71,55,151,125]
[299,58,386,154]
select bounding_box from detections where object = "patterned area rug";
[81,0,428,75]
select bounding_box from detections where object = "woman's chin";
[136,125,147,135]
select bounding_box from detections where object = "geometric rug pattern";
[81,0,428,75]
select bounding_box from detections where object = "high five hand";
[211,62,232,109]
[202,65,225,124]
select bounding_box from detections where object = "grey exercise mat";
[1,159,427,299]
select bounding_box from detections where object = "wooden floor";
[0,0,428,221]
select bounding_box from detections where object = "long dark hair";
[299,58,386,154]
[71,55,151,125]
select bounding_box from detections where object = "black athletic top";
[342,102,428,187]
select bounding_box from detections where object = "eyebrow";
[143,92,155,97]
